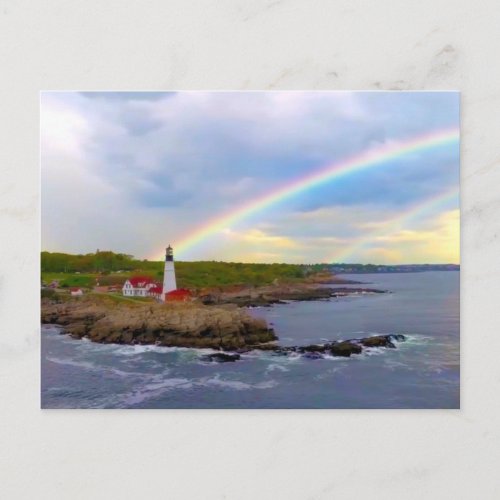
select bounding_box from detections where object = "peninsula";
[41,249,398,357]
[41,294,404,359]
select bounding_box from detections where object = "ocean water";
[41,272,459,409]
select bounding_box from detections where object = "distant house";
[122,276,159,297]
[70,287,83,296]
[165,288,192,302]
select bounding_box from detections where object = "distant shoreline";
[330,266,459,274]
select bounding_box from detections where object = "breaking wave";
[45,356,155,378]
[120,373,278,407]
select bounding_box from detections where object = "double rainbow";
[155,126,459,260]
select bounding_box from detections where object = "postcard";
[41,91,459,408]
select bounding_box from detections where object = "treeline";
[176,261,305,287]
[41,251,333,288]
[41,251,159,273]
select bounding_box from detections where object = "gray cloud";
[41,91,459,263]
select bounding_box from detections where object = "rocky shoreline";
[41,282,403,359]
[199,282,386,307]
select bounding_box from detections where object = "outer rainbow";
[330,186,459,263]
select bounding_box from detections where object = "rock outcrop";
[275,335,405,359]
[41,296,277,350]
[193,335,407,361]
[201,353,241,363]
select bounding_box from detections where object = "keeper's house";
[122,276,159,297]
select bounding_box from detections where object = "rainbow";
[154,127,459,260]
[329,185,459,263]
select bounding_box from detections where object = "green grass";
[174,261,305,288]
[42,272,97,288]
[89,292,155,304]
[42,262,309,290]
[41,251,329,289]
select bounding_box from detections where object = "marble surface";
[1,1,500,498]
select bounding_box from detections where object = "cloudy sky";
[41,91,459,264]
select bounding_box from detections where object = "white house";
[122,276,157,297]
[70,287,83,296]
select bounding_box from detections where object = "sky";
[41,91,459,264]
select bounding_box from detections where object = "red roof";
[128,276,154,287]
[149,285,163,294]
[165,288,192,301]
[70,287,81,292]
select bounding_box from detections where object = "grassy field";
[41,259,313,289]
[92,292,155,304]
[41,288,157,304]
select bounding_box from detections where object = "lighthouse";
[161,244,177,300]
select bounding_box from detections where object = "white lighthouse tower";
[161,244,177,300]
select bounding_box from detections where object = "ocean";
[41,271,459,409]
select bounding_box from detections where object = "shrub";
[41,288,56,299]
